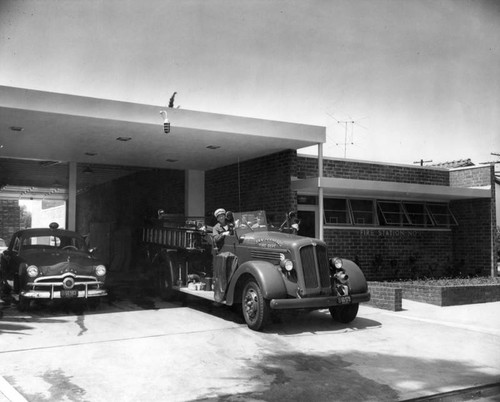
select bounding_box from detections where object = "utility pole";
[413,159,433,166]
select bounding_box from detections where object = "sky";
[0,0,499,166]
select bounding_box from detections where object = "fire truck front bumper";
[269,292,370,310]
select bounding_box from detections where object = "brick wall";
[449,165,495,276]
[325,229,453,280]
[451,198,493,276]
[0,200,21,244]
[449,165,492,188]
[205,150,297,225]
[297,156,450,185]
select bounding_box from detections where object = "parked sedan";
[0,223,107,310]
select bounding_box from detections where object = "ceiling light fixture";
[10,126,24,132]
[83,166,94,174]
[85,152,97,156]
[116,137,132,142]
[160,110,170,134]
[206,145,221,150]
[165,159,178,163]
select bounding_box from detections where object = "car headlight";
[27,265,39,277]
[95,265,106,276]
[331,257,343,269]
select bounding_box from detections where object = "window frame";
[320,196,457,229]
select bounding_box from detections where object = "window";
[427,203,458,226]
[378,201,411,226]
[350,199,376,225]
[403,202,433,227]
[324,198,351,225]
[318,196,457,228]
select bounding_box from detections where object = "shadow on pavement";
[193,350,500,402]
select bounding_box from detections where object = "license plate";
[61,289,78,298]
[337,295,352,305]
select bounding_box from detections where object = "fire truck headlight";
[27,265,39,277]
[280,259,294,271]
[95,265,106,276]
[331,257,343,269]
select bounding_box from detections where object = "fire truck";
[142,210,370,331]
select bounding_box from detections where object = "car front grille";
[30,274,103,291]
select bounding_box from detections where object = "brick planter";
[367,282,402,311]
[369,280,500,307]
[399,283,500,306]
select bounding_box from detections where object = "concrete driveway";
[1,292,499,402]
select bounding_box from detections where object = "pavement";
[0,285,499,402]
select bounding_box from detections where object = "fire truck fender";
[342,259,368,294]
[225,261,286,305]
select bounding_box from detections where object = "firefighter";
[212,208,231,246]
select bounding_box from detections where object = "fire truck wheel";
[329,303,359,323]
[242,279,270,331]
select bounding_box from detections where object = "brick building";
[292,156,495,280]
[74,149,496,281]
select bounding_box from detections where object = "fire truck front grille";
[300,246,318,288]
[300,244,331,291]
[316,245,331,287]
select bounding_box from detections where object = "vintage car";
[143,210,370,331]
[0,223,107,310]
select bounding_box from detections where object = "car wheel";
[241,279,269,331]
[18,295,31,312]
[329,303,359,323]
[87,298,101,310]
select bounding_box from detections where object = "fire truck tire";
[242,279,270,331]
[329,303,359,323]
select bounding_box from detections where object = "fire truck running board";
[176,287,223,303]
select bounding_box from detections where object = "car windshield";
[21,234,88,252]
[232,210,270,235]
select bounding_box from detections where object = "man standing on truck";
[212,208,231,247]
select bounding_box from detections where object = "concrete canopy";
[292,177,492,202]
[0,86,325,199]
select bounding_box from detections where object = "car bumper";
[269,292,370,310]
[20,289,107,299]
